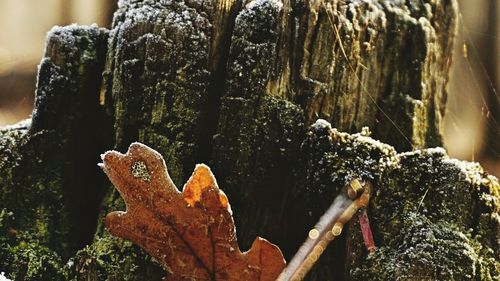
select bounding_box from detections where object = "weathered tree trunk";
[0,0,498,281]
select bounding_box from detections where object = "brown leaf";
[101,142,285,281]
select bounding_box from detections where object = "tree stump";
[0,0,498,280]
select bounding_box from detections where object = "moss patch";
[302,120,499,281]
[63,235,163,281]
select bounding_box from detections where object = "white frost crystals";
[0,272,12,281]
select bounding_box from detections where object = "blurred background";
[0,0,116,126]
[0,0,498,177]
[445,1,499,177]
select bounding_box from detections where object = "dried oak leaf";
[101,142,285,281]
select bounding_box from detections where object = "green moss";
[64,235,163,281]
[0,127,73,256]
[1,24,110,274]
[302,120,396,203]
[0,208,65,281]
[213,95,305,255]
[139,129,196,186]
[352,215,498,281]
[0,122,69,252]
[301,120,499,280]
[362,147,498,280]
[4,241,65,281]
[351,226,498,281]
[373,148,499,243]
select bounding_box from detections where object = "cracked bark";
[0,0,498,280]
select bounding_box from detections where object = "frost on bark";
[0,25,109,279]
[0,0,498,281]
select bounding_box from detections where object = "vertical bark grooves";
[0,25,111,281]
[30,25,112,250]
[257,0,458,152]
[104,0,244,185]
[199,0,243,163]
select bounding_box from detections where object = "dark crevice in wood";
[30,25,113,253]
[198,0,243,164]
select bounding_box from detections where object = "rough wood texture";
[302,120,499,280]
[0,25,109,279]
[0,0,498,280]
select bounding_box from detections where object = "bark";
[0,25,110,279]
[0,0,498,281]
